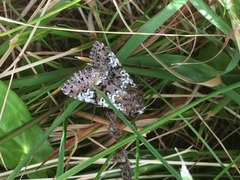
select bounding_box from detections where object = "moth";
[61,41,144,116]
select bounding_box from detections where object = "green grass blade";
[117,0,188,60]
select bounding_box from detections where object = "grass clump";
[0,0,240,179]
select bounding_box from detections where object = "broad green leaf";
[125,54,221,83]
[0,81,53,178]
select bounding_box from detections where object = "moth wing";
[61,67,103,104]
[89,41,122,70]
